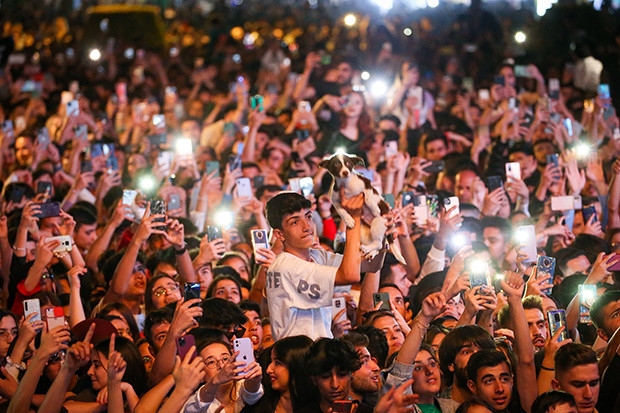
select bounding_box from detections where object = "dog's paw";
[363,249,379,261]
[343,215,356,229]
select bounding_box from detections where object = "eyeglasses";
[48,352,64,364]
[153,284,180,297]
[204,355,230,370]
[142,356,153,364]
[41,273,54,280]
[224,325,247,341]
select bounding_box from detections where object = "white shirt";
[266,249,342,340]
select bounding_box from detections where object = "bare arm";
[334,192,364,286]
[502,272,537,413]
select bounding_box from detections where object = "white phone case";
[234,337,255,366]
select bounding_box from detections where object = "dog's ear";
[353,156,365,167]
[318,159,331,170]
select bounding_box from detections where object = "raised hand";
[64,322,95,372]
[106,335,127,384]
[172,346,205,392]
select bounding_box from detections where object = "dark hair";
[466,349,510,384]
[531,391,576,413]
[196,337,230,353]
[217,252,250,279]
[144,305,175,348]
[421,130,448,152]
[97,302,141,342]
[379,253,401,285]
[591,290,620,332]
[94,336,148,395]
[455,396,497,413]
[206,273,242,300]
[438,325,496,386]
[2,182,34,204]
[353,325,388,369]
[144,249,177,276]
[199,298,247,329]
[479,216,512,241]
[239,300,261,317]
[266,192,311,230]
[572,234,610,264]
[256,184,283,201]
[554,343,597,376]
[341,331,370,349]
[305,338,362,377]
[68,204,97,231]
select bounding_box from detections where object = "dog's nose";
[342,170,349,177]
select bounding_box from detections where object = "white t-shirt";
[266,249,342,340]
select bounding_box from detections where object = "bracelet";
[12,246,25,252]
[5,356,26,371]
[414,317,430,330]
[175,243,188,255]
[540,365,554,371]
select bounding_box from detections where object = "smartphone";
[253,175,265,189]
[299,177,314,197]
[462,77,474,92]
[233,337,255,366]
[407,86,423,110]
[427,195,439,218]
[236,177,253,198]
[80,160,93,173]
[152,114,166,128]
[547,309,569,342]
[383,194,395,209]
[478,89,490,102]
[515,225,537,264]
[548,78,560,100]
[207,225,222,242]
[332,297,347,323]
[66,100,79,117]
[148,134,167,147]
[206,161,220,177]
[333,400,353,413]
[45,307,65,331]
[402,191,415,207]
[384,140,398,157]
[167,194,181,211]
[598,83,611,100]
[485,175,503,192]
[413,195,428,226]
[466,258,489,290]
[175,138,193,156]
[298,100,311,113]
[250,95,264,112]
[251,229,270,260]
[514,65,529,78]
[493,75,505,86]
[176,334,196,361]
[23,299,41,323]
[373,292,391,311]
[48,235,73,253]
[2,120,14,141]
[563,118,573,137]
[37,127,50,149]
[150,198,167,230]
[536,256,556,296]
[33,202,61,218]
[582,205,597,224]
[579,284,597,323]
[74,124,88,141]
[505,162,521,183]
[37,181,52,195]
[184,282,201,301]
[444,196,460,218]
[551,196,581,211]
[423,160,445,174]
[122,189,137,206]
[546,153,559,168]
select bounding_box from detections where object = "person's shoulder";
[309,248,340,261]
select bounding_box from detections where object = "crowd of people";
[0,1,618,413]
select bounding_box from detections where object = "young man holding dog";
[265,190,364,340]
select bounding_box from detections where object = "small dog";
[319,153,405,263]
